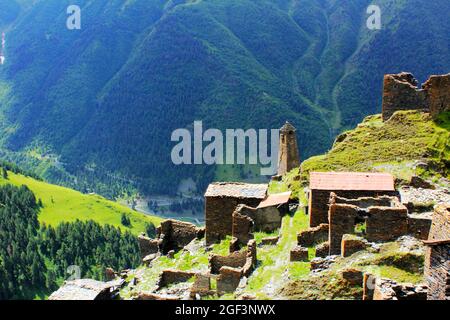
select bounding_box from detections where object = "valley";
[0,0,449,201]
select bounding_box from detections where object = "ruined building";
[204,182,268,244]
[138,219,204,257]
[49,279,124,300]
[231,192,290,248]
[277,121,300,176]
[424,204,450,300]
[327,193,409,255]
[382,72,450,121]
[308,172,399,227]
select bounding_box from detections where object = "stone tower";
[277,121,300,176]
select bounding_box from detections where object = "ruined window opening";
[354,220,367,235]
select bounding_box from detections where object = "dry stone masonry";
[382,72,450,121]
[157,219,204,254]
[328,193,409,255]
[277,121,300,176]
[308,172,399,227]
[204,182,268,244]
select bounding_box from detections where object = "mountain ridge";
[0,0,449,198]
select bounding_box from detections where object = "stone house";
[204,182,268,245]
[308,172,399,227]
[231,191,291,247]
[328,193,408,255]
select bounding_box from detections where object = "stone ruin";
[138,218,204,261]
[276,121,300,176]
[210,240,257,292]
[138,239,258,299]
[49,279,124,300]
[204,181,292,246]
[382,72,450,121]
[157,219,205,254]
[297,223,329,247]
[204,182,268,245]
[424,204,450,300]
[364,276,427,301]
[328,193,409,255]
[298,190,434,260]
[308,172,399,228]
[231,192,290,249]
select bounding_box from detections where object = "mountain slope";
[301,111,450,181]
[0,0,449,197]
[0,170,162,235]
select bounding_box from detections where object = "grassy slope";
[301,111,450,182]
[0,171,162,235]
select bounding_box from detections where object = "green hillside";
[269,110,449,200]
[0,171,162,235]
[0,0,449,198]
[301,111,450,181]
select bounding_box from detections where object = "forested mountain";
[0,183,141,299]
[0,0,449,197]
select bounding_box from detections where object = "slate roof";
[204,182,268,199]
[310,172,395,191]
[48,279,123,300]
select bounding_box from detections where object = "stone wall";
[382,72,450,121]
[328,204,358,255]
[341,269,363,286]
[332,194,395,208]
[297,223,329,247]
[232,206,255,247]
[157,270,196,289]
[382,73,428,121]
[209,250,248,274]
[366,206,408,242]
[315,242,330,258]
[216,241,257,294]
[372,278,427,300]
[407,214,432,240]
[425,244,450,300]
[309,189,399,227]
[254,206,283,232]
[205,197,262,245]
[425,205,450,300]
[137,234,160,258]
[210,240,257,278]
[363,273,375,300]
[422,74,450,117]
[327,194,413,255]
[243,240,257,277]
[217,267,242,294]
[157,219,203,254]
[189,274,212,298]
[290,246,308,262]
[428,205,450,241]
[341,234,369,257]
